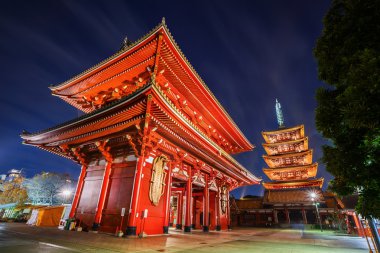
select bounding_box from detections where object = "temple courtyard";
[0,223,368,253]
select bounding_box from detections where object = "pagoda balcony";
[263,163,318,181]
[263,149,313,168]
[262,137,308,156]
[263,187,325,204]
[262,178,324,190]
[262,125,304,144]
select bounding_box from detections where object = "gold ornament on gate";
[149,155,167,206]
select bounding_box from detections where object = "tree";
[314,0,380,218]
[25,172,75,205]
[0,177,28,205]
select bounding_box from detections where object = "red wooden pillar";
[211,192,217,230]
[227,187,231,229]
[302,208,307,224]
[192,195,196,227]
[352,212,364,237]
[285,208,290,224]
[256,211,260,226]
[163,162,173,234]
[216,184,221,231]
[126,155,144,236]
[93,161,112,230]
[203,174,209,232]
[274,209,279,224]
[184,167,192,232]
[69,164,87,218]
[176,191,183,229]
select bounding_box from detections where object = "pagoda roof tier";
[263,149,313,168]
[262,178,324,190]
[48,20,253,154]
[263,188,324,204]
[262,137,308,156]
[21,84,260,186]
[262,163,318,181]
[262,125,304,144]
[21,85,150,146]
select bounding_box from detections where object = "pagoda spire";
[275,99,285,128]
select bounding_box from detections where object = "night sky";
[0,0,332,197]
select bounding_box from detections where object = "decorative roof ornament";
[119,36,132,51]
[161,17,166,25]
[275,99,285,128]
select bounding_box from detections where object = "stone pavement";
[0,223,369,253]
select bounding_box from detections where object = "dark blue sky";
[0,0,332,197]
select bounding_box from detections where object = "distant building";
[0,169,23,183]
[231,101,364,236]
[257,99,325,224]
[6,169,23,181]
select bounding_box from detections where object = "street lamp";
[310,192,323,232]
[62,190,71,204]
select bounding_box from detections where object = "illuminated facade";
[21,19,260,235]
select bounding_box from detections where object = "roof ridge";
[49,19,252,149]
[50,21,165,91]
[159,22,253,149]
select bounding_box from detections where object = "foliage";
[314,0,380,218]
[25,172,75,205]
[0,177,28,206]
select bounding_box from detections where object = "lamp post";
[310,192,323,232]
[62,190,71,204]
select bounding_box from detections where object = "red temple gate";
[21,19,260,236]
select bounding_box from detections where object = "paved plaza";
[0,223,369,253]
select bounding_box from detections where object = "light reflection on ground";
[0,223,369,253]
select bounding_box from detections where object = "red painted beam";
[216,183,221,230]
[184,166,192,232]
[163,163,173,234]
[176,191,183,230]
[203,174,209,232]
[126,156,144,236]
[93,162,112,229]
[69,165,87,218]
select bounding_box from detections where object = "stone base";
[163,226,169,234]
[176,224,183,230]
[126,226,137,236]
[184,226,191,232]
[203,226,209,232]
[216,225,221,231]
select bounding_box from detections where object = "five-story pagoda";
[261,99,324,224]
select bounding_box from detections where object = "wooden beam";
[95,140,112,162]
